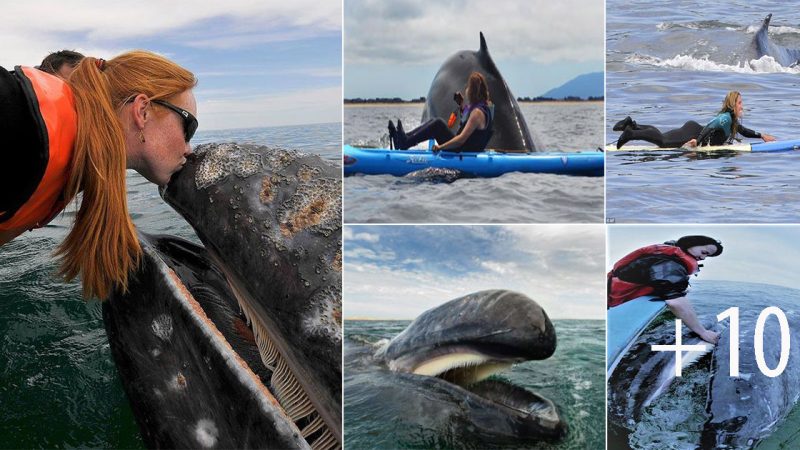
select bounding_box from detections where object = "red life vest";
[607,244,699,308]
[0,67,77,233]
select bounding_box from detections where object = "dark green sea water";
[0,123,340,448]
[608,280,800,450]
[344,319,606,449]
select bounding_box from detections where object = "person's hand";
[433,144,441,151]
[684,138,698,148]
[762,133,777,142]
[453,91,463,106]
[700,329,720,345]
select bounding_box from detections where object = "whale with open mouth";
[104,143,342,449]
[349,290,567,444]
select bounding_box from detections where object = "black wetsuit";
[617,112,762,148]
[0,66,47,223]
[397,103,493,151]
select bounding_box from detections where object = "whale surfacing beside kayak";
[423,32,543,152]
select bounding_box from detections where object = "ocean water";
[343,103,604,223]
[607,1,800,74]
[0,122,340,448]
[606,0,800,223]
[344,319,606,449]
[608,280,800,449]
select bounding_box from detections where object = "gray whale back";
[753,14,800,67]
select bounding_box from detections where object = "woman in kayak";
[614,91,776,149]
[608,235,723,344]
[0,51,197,299]
[388,71,493,152]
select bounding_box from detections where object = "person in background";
[39,50,85,80]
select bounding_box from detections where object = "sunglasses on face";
[152,99,198,142]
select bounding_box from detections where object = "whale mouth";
[401,347,519,386]
[391,349,567,439]
[152,235,338,449]
[390,345,560,417]
[204,247,339,449]
[470,379,563,426]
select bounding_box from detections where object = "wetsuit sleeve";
[737,124,761,139]
[615,256,690,299]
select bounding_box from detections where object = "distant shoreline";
[344,99,604,107]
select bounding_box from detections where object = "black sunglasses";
[152,99,198,142]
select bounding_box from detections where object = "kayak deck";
[607,296,667,374]
[343,145,604,177]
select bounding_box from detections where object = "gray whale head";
[379,289,566,440]
[383,289,556,377]
[422,33,543,152]
[161,143,342,448]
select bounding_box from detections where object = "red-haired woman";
[0,51,197,298]
[389,71,493,152]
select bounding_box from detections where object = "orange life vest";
[0,67,77,232]
[607,244,699,307]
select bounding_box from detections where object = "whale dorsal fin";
[477,32,499,75]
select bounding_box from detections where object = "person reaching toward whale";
[608,235,724,344]
[0,51,197,299]
[388,71,493,152]
[614,91,775,149]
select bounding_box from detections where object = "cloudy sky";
[344,0,604,99]
[608,225,800,290]
[1,1,341,130]
[344,225,605,320]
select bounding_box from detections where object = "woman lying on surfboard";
[608,235,724,344]
[387,71,493,152]
[613,91,776,149]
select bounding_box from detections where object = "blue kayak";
[607,296,667,374]
[343,145,604,177]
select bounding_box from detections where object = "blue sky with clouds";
[608,225,800,290]
[1,1,342,130]
[344,225,605,320]
[344,0,604,99]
